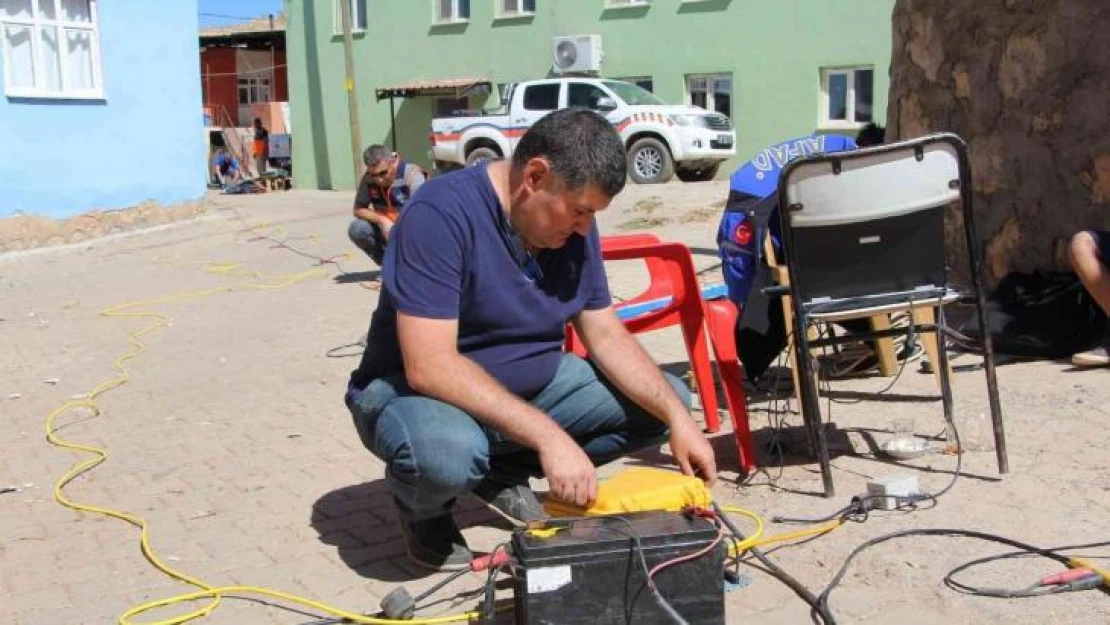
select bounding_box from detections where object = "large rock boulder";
[887,0,1110,285]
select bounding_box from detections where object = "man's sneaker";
[400,514,474,572]
[1072,344,1110,367]
[472,476,548,526]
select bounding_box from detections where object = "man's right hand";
[538,434,597,507]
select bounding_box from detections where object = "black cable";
[540,514,686,624]
[605,515,688,625]
[816,529,1103,619]
[482,543,511,621]
[775,361,964,525]
[741,332,795,488]
[712,503,835,625]
[944,540,1110,598]
[411,567,471,607]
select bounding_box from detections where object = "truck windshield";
[602,81,667,106]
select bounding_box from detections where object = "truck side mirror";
[595,96,618,112]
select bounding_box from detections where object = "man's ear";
[523,157,552,192]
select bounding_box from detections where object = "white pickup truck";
[430,78,736,184]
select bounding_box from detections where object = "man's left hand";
[668,417,717,486]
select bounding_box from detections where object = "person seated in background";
[212,150,241,188]
[1068,229,1110,366]
[347,145,426,268]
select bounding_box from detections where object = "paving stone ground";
[2,183,1108,624]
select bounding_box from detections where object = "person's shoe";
[472,476,549,526]
[1072,344,1110,367]
[400,514,474,572]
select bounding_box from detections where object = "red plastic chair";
[703,298,756,476]
[565,234,721,433]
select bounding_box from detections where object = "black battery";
[511,510,725,625]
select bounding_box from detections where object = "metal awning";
[375,76,492,101]
[374,77,492,152]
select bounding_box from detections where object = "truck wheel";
[465,146,500,167]
[628,138,675,184]
[676,163,721,183]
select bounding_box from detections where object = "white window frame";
[237,76,271,106]
[497,0,534,18]
[605,0,649,7]
[333,0,367,34]
[685,73,731,118]
[435,0,470,23]
[1,0,104,99]
[819,65,874,130]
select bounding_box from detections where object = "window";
[616,76,653,93]
[238,77,270,105]
[567,82,610,110]
[436,0,470,22]
[819,66,873,128]
[435,96,468,116]
[499,0,534,16]
[604,80,665,106]
[686,73,731,117]
[522,83,558,111]
[606,0,649,6]
[333,0,367,33]
[1,0,102,98]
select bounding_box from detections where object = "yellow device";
[543,467,712,517]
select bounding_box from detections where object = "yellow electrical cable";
[718,505,765,553]
[747,519,844,550]
[43,227,482,625]
[121,586,481,625]
[718,506,843,558]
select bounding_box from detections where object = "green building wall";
[285,0,896,190]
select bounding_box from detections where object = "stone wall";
[0,201,207,253]
[887,0,1110,286]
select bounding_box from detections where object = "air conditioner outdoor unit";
[552,35,603,74]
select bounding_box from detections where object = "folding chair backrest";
[778,135,965,305]
[784,140,960,228]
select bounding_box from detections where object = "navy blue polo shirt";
[350,163,612,398]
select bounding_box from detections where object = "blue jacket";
[716,134,857,306]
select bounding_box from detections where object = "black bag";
[963,270,1106,358]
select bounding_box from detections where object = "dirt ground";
[2,181,1108,624]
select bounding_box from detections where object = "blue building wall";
[0,0,207,219]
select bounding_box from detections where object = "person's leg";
[346,375,490,569]
[1069,230,1110,366]
[347,219,386,266]
[468,354,684,523]
[484,354,686,481]
[1070,231,1110,314]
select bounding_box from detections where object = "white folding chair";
[777,133,1008,497]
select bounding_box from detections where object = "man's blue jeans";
[348,219,385,266]
[344,354,690,522]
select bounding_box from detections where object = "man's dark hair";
[512,107,627,197]
[856,122,886,147]
[363,144,390,166]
